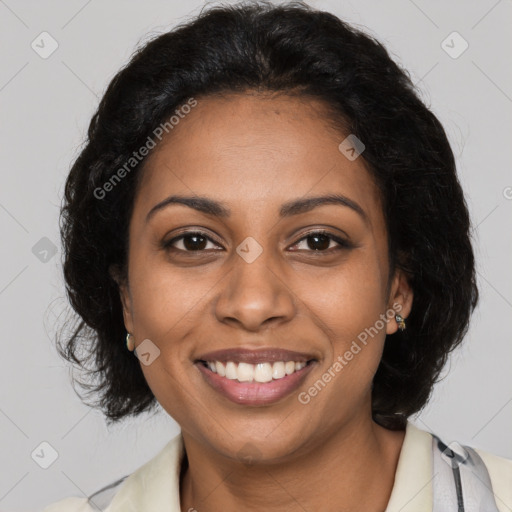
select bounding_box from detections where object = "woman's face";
[118,92,412,461]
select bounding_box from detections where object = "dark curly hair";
[57,0,478,429]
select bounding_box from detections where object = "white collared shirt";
[43,420,512,512]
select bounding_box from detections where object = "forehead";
[133,92,382,223]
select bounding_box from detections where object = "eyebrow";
[145,193,368,224]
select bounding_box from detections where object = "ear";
[386,267,413,335]
[109,264,135,334]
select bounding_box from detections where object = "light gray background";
[0,0,511,510]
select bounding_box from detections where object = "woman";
[44,1,512,511]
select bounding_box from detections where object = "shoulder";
[42,497,97,512]
[42,433,184,512]
[397,420,511,512]
[473,446,512,511]
[42,473,129,511]
[427,422,512,512]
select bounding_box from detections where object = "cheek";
[129,255,211,339]
[296,251,388,338]
[140,360,199,430]
[294,251,388,382]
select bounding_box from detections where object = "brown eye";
[164,231,222,252]
[290,230,350,252]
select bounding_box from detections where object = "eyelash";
[162,229,351,255]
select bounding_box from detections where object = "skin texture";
[116,92,413,512]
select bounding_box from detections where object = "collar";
[384,420,433,511]
[107,419,433,511]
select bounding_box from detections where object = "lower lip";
[196,361,316,406]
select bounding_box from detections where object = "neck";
[179,416,406,512]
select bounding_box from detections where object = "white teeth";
[272,361,285,379]
[215,361,226,377]
[204,360,309,382]
[254,362,273,383]
[237,362,254,382]
[225,361,238,380]
[285,361,295,375]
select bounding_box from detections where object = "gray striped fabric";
[432,434,500,511]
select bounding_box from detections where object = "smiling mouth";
[198,359,315,383]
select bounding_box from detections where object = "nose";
[214,247,296,332]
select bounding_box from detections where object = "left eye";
[290,231,348,252]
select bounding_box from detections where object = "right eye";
[162,231,224,253]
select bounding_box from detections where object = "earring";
[126,332,135,351]
[395,314,406,331]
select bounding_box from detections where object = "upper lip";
[195,347,317,364]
